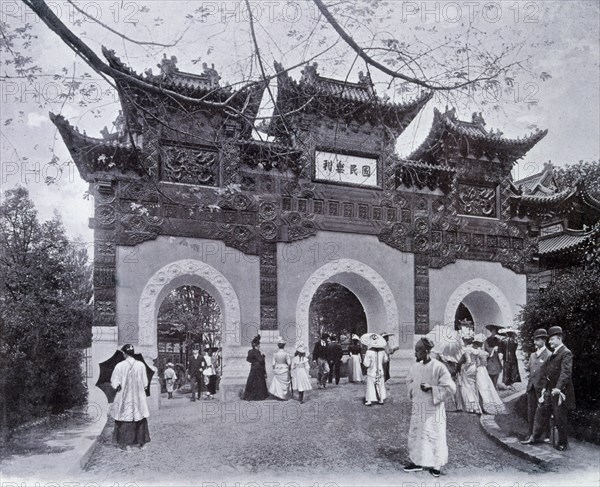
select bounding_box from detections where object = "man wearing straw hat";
[312,333,330,389]
[403,337,456,477]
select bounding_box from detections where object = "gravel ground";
[83,380,552,485]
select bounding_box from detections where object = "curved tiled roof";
[102,48,266,112]
[50,113,142,181]
[270,61,432,135]
[538,222,600,255]
[407,107,547,163]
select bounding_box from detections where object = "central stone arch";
[137,259,241,358]
[443,278,513,333]
[295,259,399,347]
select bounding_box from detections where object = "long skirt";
[268,365,291,399]
[243,366,269,401]
[165,378,175,393]
[477,367,506,414]
[365,376,387,403]
[457,365,481,413]
[113,418,150,447]
[445,379,463,412]
[291,367,312,392]
[348,354,364,382]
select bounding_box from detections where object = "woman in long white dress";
[457,337,481,413]
[347,335,364,383]
[472,334,506,414]
[290,343,312,403]
[268,338,291,400]
[361,333,388,405]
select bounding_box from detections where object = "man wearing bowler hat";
[521,326,576,450]
[484,324,504,388]
[525,329,551,440]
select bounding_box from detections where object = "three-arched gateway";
[55,52,591,409]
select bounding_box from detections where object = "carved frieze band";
[414,254,430,335]
[259,241,278,331]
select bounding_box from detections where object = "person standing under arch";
[484,324,504,388]
[110,344,151,451]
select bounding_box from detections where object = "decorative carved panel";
[458,183,497,217]
[161,145,217,186]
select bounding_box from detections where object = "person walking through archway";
[347,335,364,383]
[312,333,330,389]
[187,348,207,402]
[163,362,177,399]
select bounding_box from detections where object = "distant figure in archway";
[243,335,269,401]
[484,324,505,389]
[312,333,330,389]
[499,328,521,390]
[347,335,364,383]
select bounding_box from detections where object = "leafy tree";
[157,285,222,357]
[553,160,600,199]
[0,187,92,433]
[309,283,367,344]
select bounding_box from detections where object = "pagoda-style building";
[52,51,600,405]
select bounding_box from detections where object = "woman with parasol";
[361,333,388,405]
[110,344,151,450]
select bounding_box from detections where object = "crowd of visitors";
[107,322,575,476]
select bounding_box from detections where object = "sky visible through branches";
[0,0,598,241]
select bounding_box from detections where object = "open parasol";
[360,332,386,348]
[426,324,464,363]
[95,350,155,403]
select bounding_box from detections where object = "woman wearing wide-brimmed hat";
[290,343,312,403]
[268,337,291,400]
[472,334,506,414]
[347,334,364,383]
[361,333,388,405]
[456,336,481,414]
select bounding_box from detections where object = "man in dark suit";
[521,326,576,450]
[525,328,551,439]
[312,333,330,388]
[187,348,207,402]
[327,336,343,385]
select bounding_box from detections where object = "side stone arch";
[137,259,241,351]
[295,258,399,347]
[443,278,513,330]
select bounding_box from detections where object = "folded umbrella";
[96,350,155,403]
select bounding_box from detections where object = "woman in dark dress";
[242,335,269,401]
[501,329,521,389]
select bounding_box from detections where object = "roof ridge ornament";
[158,53,179,77]
[300,62,319,83]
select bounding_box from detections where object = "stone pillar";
[89,326,118,419]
